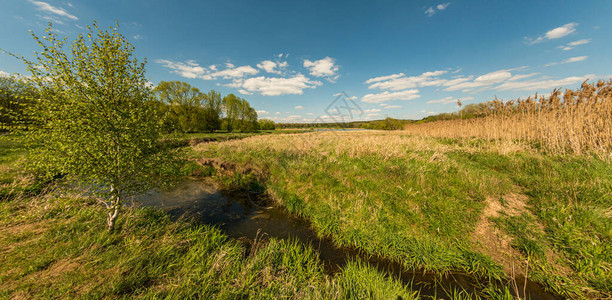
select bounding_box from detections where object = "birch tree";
[11,22,180,230]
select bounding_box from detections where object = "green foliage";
[258,119,276,130]
[0,77,37,131]
[153,81,223,133]
[11,22,182,229]
[222,93,258,132]
[361,117,404,130]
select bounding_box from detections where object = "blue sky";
[1,0,611,123]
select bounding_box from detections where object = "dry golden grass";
[404,80,612,155]
[196,130,531,160]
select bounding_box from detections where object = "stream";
[133,179,562,299]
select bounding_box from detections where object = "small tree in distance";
[11,22,181,230]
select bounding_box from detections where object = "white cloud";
[210,65,258,79]
[236,74,322,96]
[365,68,573,95]
[507,73,539,81]
[256,110,269,115]
[294,105,303,109]
[303,57,339,80]
[364,109,381,113]
[425,3,450,17]
[529,23,577,44]
[425,7,436,17]
[0,70,11,77]
[156,59,206,79]
[444,70,515,91]
[495,74,593,91]
[133,35,143,40]
[29,0,77,21]
[546,23,578,39]
[559,39,591,51]
[365,73,405,84]
[427,96,474,104]
[565,56,588,63]
[38,15,65,25]
[366,70,448,91]
[257,60,288,74]
[437,3,450,10]
[544,56,587,67]
[384,105,402,109]
[157,59,258,80]
[238,89,253,95]
[362,89,420,103]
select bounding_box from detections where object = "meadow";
[0,132,420,299]
[196,130,611,299]
[2,81,611,299]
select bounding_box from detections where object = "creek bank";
[134,178,562,299]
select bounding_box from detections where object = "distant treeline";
[0,78,276,133]
[277,117,410,130]
[415,102,492,123]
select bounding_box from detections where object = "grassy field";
[0,133,421,299]
[196,130,612,299]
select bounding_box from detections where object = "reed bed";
[404,80,612,155]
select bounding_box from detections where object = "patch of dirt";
[473,193,574,278]
[38,258,80,280]
[472,193,529,275]
[0,222,51,254]
[0,222,48,235]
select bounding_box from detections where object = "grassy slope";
[0,134,417,299]
[196,131,612,299]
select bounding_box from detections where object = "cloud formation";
[544,55,587,67]
[234,74,322,96]
[362,89,420,103]
[364,67,597,101]
[365,70,450,90]
[29,0,78,21]
[257,60,288,74]
[156,59,259,80]
[559,39,591,51]
[303,57,339,80]
[529,23,577,44]
[156,59,206,78]
[425,2,450,17]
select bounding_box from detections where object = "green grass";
[0,133,421,299]
[0,186,423,299]
[197,131,612,298]
[0,135,44,200]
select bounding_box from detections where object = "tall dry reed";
[404,80,612,155]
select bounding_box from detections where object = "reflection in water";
[134,179,562,300]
